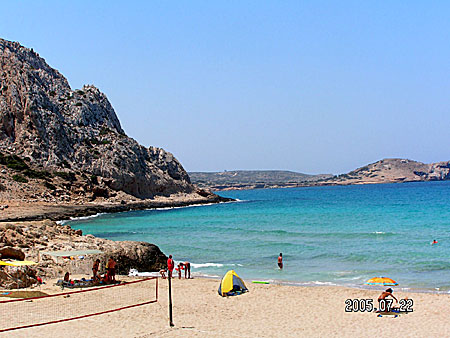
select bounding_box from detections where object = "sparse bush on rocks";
[44,181,56,190]
[12,174,28,183]
[0,154,29,171]
[23,169,53,179]
[54,171,76,181]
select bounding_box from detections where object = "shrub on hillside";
[54,171,76,181]
[12,174,29,183]
[44,181,56,190]
[23,169,53,179]
[0,154,30,171]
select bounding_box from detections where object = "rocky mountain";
[0,38,194,199]
[189,170,332,190]
[322,158,450,185]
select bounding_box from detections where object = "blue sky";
[1,1,449,174]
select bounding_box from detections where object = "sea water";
[65,181,450,292]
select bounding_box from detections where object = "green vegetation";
[12,174,29,183]
[92,150,100,159]
[89,138,101,145]
[23,169,53,179]
[54,171,76,181]
[0,153,29,171]
[89,137,110,145]
[44,181,56,190]
[76,90,85,95]
[90,174,98,184]
[99,127,111,136]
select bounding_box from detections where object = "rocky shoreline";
[0,192,233,222]
[0,193,233,288]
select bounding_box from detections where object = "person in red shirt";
[278,253,283,269]
[167,255,174,278]
[178,262,191,279]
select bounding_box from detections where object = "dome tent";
[218,270,248,297]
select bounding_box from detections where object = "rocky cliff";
[0,38,193,199]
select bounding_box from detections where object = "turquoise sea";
[66,181,450,292]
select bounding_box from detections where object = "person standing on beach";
[107,257,116,282]
[92,259,100,281]
[278,253,283,269]
[178,262,191,279]
[167,255,174,278]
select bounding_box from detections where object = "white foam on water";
[149,199,238,212]
[190,262,245,269]
[150,202,218,211]
[191,262,224,268]
[58,213,107,224]
[309,281,338,286]
[58,199,235,224]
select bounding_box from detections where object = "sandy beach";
[2,276,449,338]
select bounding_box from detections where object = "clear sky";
[1,1,449,174]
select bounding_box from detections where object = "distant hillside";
[321,158,450,186]
[189,170,332,190]
[190,159,450,191]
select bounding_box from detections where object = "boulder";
[0,246,25,260]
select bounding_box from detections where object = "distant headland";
[190,158,450,190]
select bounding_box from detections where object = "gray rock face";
[0,38,192,198]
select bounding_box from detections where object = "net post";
[156,276,158,302]
[168,275,174,327]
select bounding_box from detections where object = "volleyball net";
[0,277,158,333]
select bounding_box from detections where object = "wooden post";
[168,274,174,327]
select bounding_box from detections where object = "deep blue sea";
[66,182,450,292]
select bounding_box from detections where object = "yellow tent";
[218,270,248,297]
[0,260,38,266]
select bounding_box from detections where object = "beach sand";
[2,276,449,338]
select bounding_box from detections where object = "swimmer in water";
[278,253,283,269]
[431,239,438,245]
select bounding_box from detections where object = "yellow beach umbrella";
[365,277,398,286]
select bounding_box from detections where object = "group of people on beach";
[158,252,283,281]
[160,255,192,279]
[91,257,117,283]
